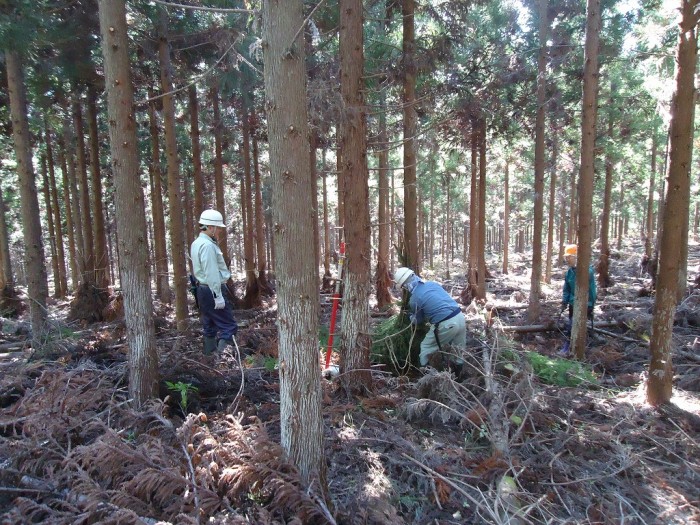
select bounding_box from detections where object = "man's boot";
[217,337,233,353]
[203,336,217,355]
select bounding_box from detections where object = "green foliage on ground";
[370,312,428,375]
[525,351,598,387]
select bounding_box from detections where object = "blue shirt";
[408,281,460,324]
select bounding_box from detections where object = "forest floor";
[1,239,699,525]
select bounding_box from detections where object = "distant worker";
[394,267,466,368]
[559,244,597,356]
[191,209,238,354]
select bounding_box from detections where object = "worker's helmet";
[564,244,578,256]
[199,209,225,227]
[394,267,415,287]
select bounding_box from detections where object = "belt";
[436,307,461,325]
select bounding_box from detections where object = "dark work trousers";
[196,284,238,340]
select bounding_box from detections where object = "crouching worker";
[191,209,238,354]
[394,267,466,370]
[559,244,597,356]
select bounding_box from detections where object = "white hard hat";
[394,267,415,287]
[199,209,225,227]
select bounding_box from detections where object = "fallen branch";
[0,341,28,351]
[495,321,619,333]
[593,327,649,347]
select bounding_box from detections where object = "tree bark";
[376,87,392,308]
[545,124,557,283]
[598,83,615,289]
[0,189,13,288]
[158,14,189,330]
[503,160,510,274]
[45,126,68,297]
[321,148,331,280]
[41,156,61,297]
[62,103,87,284]
[252,113,270,291]
[73,99,95,282]
[262,0,326,493]
[57,137,79,290]
[241,103,261,308]
[571,0,601,360]
[402,0,419,271]
[339,0,372,394]
[529,0,548,322]
[147,96,171,303]
[5,50,49,344]
[467,118,479,297]
[477,118,487,300]
[211,83,232,267]
[645,125,658,258]
[98,0,159,408]
[648,0,697,405]
[189,85,204,220]
[87,85,110,289]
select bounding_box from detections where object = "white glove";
[214,295,225,309]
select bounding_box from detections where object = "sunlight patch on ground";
[613,380,700,416]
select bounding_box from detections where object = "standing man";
[394,267,466,368]
[191,209,237,354]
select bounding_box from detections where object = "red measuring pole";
[324,242,345,369]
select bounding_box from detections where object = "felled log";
[493,321,620,333]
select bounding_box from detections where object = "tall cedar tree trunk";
[45,126,68,297]
[6,50,49,343]
[183,161,194,253]
[568,167,577,242]
[63,105,87,283]
[0,189,13,285]
[98,0,159,407]
[444,174,451,278]
[73,99,95,282]
[70,95,110,323]
[616,179,625,250]
[598,84,615,289]
[148,97,171,303]
[241,103,261,308]
[571,0,601,360]
[262,0,327,492]
[211,84,232,268]
[648,0,697,405]
[466,118,479,300]
[158,15,189,330]
[645,127,658,258]
[503,160,510,274]
[87,86,109,289]
[0,189,21,317]
[545,124,558,283]
[58,138,78,289]
[41,157,60,297]
[252,113,270,292]
[477,118,487,300]
[340,0,372,393]
[310,134,320,276]
[189,85,204,221]
[529,0,548,321]
[321,149,331,281]
[402,0,419,271]
[376,92,392,307]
